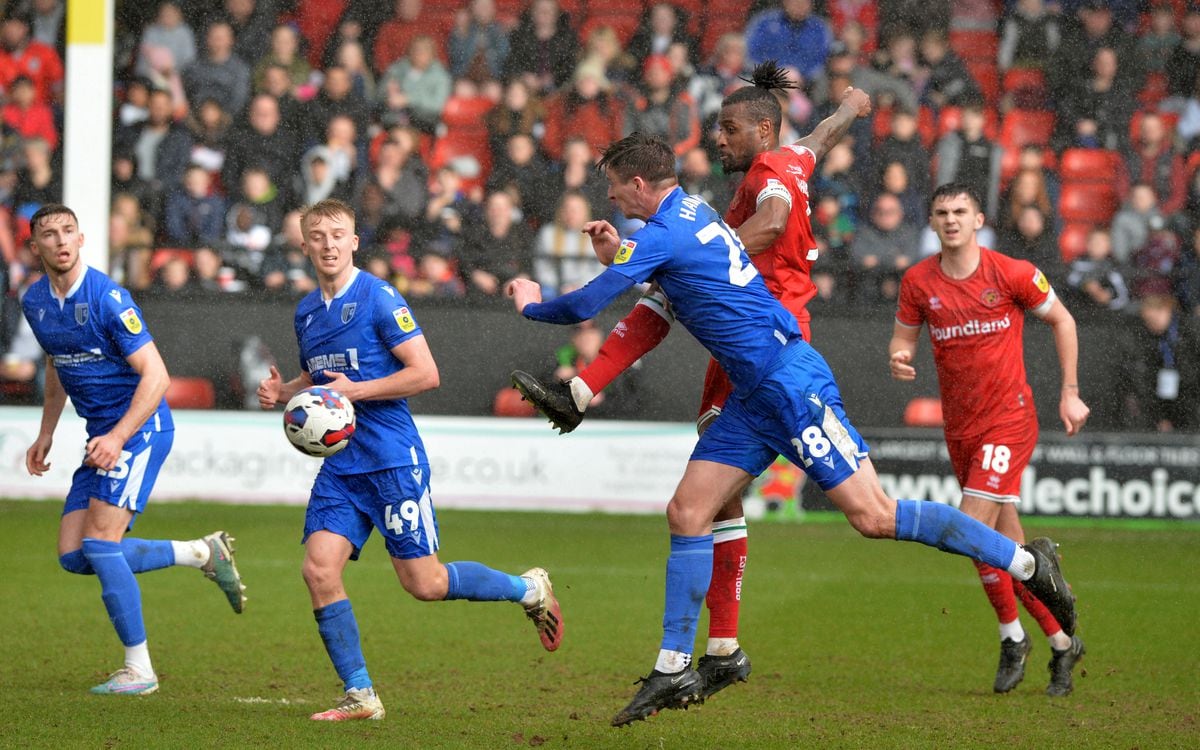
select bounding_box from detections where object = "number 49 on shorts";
[384,501,420,534]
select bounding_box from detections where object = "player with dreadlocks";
[512,63,871,700]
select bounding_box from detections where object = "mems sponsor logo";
[306,348,359,372]
[929,314,1011,342]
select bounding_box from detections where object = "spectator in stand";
[0,12,61,104]
[135,2,195,82]
[1014,143,1061,209]
[1165,6,1200,100]
[300,148,350,206]
[558,135,610,219]
[850,192,918,303]
[1126,112,1187,215]
[1116,293,1200,431]
[225,0,274,68]
[870,28,926,102]
[333,40,376,102]
[999,167,1054,236]
[185,98,232,179]
[1048,0,1140,105]
[2,75,55,150]
[815,40,916,130]
[541,60,624,161]
[488,133,556,226]
[1131,215,1181,299]
[449,0,510,80]
[365,127,428,225]
[1111,184,1165,265]
[533,191,600,298]
[1185,167,1200,234]
[153,253,196,293]
[111,192,157,289]
[409,252,466,299]
[117,77,151,129]
[28,0,65,61]
[224,200,274,276]
[1065,227,1130,312]
[459,189,534,297]
[305,65,370,146]
[184,20,251,120]
[624,55,700,159]
[811,192,856,296]
[918,30,980,111]
[378,35,451,133]
[253,23,311,92]
[582,25,637,89]
[1138,5,1181,77]
[505,0,579,94]
[423,162,481,253]
[257,61,306,134]
[235,165,283,233]
[998,205,1063,287]
[998,0,1060,73]
[115,87,192,205]
[678,146,731,215]
[222,93,299,209]
[486,78,545,159]
[874,107,930,197]
[1177,225,1200,317]
[745,0,833,83]
[192,245,225,292]
[112,151,159,226]
[628,3,698,67]
[138,39,189,120]
[689,33,751,129]
[372,0,433,76]
[877,161,924,231]
[812,141,862,224]
[262,209,317,294]
[164,164,226,248]
[935,97,1002,218]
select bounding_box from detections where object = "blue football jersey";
[295,268,428,474]
[22,266,173,438]
[608,187,800,394]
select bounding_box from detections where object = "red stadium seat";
[903,397,944,428]
[1187,151,1200,179]
[999,109,1055,150]
[1059,222,1093,263]
[1058,182,1119,224]
[967,62,999,105]
[700,13,746,58]
[949,30,998,63]
[936,106,999,140]
[1138,72,1169,109]
[149,248,193,274]
[1058,149,1120,182]
[441,96,494,128]
[580,13,642,45]
[493,387,537,417]
[1002,67,1045,94]
[165,377,216,410]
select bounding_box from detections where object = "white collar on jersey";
[52,264,88,309]
[323,266,360,309]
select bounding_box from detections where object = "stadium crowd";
[1,0,1199,428]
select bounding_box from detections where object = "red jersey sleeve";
[998,253,1054,313]
[742,160,792,212]
[895,265,926,328]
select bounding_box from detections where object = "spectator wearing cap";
[0,12,62,104]
[505,0,580,94]
[746,0,833,83]
[541,59,624,161]
[624,55,699,158]
[378,35,451,133]
[2,75,55,150]
[184,20,252,121]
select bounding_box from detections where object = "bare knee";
[845,509,894,539]
[666,496,711,536]
[399,564,448,602]
[302,558,342,598]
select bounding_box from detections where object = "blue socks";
[315,599,371,691]
[895,500,1017,570]
[81,538,146,647]
[444,561,528,602]
[59,538,177,575]
[661,534,714,654]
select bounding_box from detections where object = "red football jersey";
[896,247,1055,439]
[725,144,819,325]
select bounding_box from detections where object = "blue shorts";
[692,340,869,490]
[63,429,175,528]
[304,463,441,561]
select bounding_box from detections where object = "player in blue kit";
[255,199,563,722]
[504,135,1078,726]
[21,204,246,696]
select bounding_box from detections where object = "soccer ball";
[283,386,356,457]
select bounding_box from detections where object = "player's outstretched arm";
[324,335,440,402]
[794,87,872,163]
[888,321,921,381]
[85,342,170,472]
[26,358,66,476]
[1035,298,1091,436]
[258,365,311,409]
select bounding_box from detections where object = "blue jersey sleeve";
[374,284,423,349]
[99,287,154,358]
[606,224,672,285]
[522,268,636,324]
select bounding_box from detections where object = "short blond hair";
[301,198,356,234]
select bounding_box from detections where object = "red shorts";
[697,317,812,419]
[945,419,1038,504]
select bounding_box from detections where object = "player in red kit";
[511,63,871,700]
[889,183,1091,697]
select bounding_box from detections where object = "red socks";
[706,535,747,639]
[974,561,1020,624]
[578,297,671,395]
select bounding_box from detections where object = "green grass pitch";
[1,500,1196,749]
